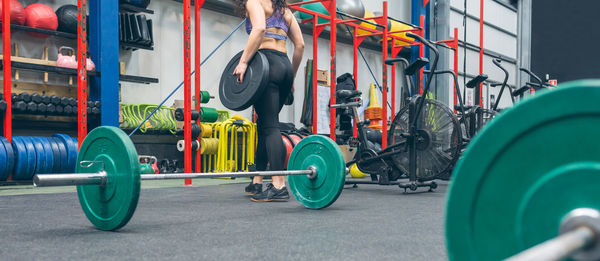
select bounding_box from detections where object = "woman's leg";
[254,82,287,189]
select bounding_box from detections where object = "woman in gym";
[233,0,304,201]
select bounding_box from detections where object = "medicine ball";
[25,3,58,37]
[0,0,26,25]
[55,4,77,34]
[120,0,151,9]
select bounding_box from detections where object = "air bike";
[332,32,462,192]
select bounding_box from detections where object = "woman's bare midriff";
[258,29,287,53]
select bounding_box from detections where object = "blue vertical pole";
[89,0,119,127]
[411,0,430,95]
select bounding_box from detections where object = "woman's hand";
[233,62,248,82]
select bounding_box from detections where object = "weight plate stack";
[77,126,140,231]
[446,80,600,260]
[0,137,14,180]
[30,137,47,175]
[19,137,37,180]
[0,137,8,180]
[54,134,77,173]
[52,137,69,173]
[47,137,62,173]
[11,137,28,180]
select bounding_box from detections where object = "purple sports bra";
[245,9,290,40]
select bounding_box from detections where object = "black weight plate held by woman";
[219,50,270,111]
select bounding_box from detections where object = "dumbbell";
[50,95,61,105]
[174,108,200,121]
[16,92,31,103]
[0,99,6,112]
[41,94,50,104]
[69,98,77,107]
[13,101,27,113]
[46,103,56,114]
[26,102,38,114]
[63,105,74,115]
[91,101,101,108]
[55,104,64,115]
[31,93,42,104]
[36,103,47,114]
[91,107,99,115]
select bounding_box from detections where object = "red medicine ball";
[25,3,58,37]
[0,0,26,25]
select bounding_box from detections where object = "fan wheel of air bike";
[387,98,462,181]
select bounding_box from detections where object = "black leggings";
[254,49,293,172]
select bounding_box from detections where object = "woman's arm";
[233,0,266,82]
[285,8,305,79]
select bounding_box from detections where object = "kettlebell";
[56,47,77,69]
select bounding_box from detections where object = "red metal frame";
[2,0,11,180]
[77,0,88,148]
[2,0,11,145]
[193,0,205,179]
[183,0,192,184]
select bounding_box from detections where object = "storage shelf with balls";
[0,22,76,39]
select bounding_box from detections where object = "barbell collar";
[506,208,600,261]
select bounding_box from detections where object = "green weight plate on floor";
[446,80,600,261]
[77,126,140,231]
[287,135,345,209]
[0,137,14,180]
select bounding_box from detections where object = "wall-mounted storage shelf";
[119,75,159,84]
[119,3,154,14]
[120,42,154,51]
[0,22,76,39]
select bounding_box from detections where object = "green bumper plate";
[287,135,345,209]
[446,80,600,260]
[77,126,141,231]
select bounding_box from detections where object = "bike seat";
[336,90,362,99]
[404,57,429,76]
[466,74,488,89]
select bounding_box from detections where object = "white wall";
[121,0,411,127]
[448,0,519,109]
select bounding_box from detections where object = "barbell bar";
[32,126,347,231]
[505,208,600,261]
[34,168,317,187]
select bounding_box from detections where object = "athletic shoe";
[250,183,290,202]
[245,182,262,195]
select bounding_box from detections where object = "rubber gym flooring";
[0,179,448,260]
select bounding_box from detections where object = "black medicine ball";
[55,4,78,34]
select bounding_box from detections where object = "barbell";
[446,80,600,260]
[33,126,347,231]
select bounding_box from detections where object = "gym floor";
[0,179,448,260]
